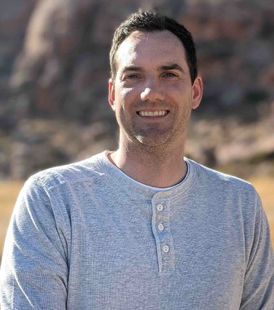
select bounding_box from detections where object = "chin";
[135,134,171,148]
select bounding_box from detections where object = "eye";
[124,73,142,80]
[161,71,178,79]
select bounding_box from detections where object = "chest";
[65,194,245,309]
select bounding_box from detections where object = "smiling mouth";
[137,110,169,117]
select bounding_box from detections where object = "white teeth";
[138,110,167,117]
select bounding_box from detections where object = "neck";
[109,140,187,188]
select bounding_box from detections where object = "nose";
[140,80,164,102]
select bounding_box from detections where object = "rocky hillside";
[0,0,273,179]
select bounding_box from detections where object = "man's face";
[108,30,203,149]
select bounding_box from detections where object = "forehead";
[115,30,188,71]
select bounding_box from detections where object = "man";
[1,10,273,310]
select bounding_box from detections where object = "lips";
[137,110,169,117]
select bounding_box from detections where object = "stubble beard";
[117,105,191,160]
[121,121,187,161]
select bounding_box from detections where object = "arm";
[240,192,274,310]
[0,175,68,309]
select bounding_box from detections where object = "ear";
[191,76,203,110]
[108,78,116,111]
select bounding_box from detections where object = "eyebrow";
[160,64,185,73]
[121,64,185,73]
[122,66,143,73]
[119,66,143,79]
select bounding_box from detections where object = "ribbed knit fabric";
[0,151,273,309]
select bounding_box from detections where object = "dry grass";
[0,181,23,256]
[249,176,274,247]
[0,177,273,257]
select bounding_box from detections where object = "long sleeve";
[0,176,68,309]
[240,193,274,310]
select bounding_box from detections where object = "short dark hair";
[109,10,198,83]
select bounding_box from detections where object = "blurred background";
[0,0,273,257]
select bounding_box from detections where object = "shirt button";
[156,204,164,211]
[158,223,164,231]
[162,245,170,253]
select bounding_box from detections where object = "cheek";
[165,82,186,97]
[173,85,192,104]
[121,87,136,99]
[115,87,138,109]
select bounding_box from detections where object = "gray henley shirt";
[0,151,273,309]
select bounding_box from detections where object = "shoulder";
[188,160,261,216]
[186,159,266,245]
[187,159,255,193]
[25,151,108,193]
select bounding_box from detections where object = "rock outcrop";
[0,0,273,179]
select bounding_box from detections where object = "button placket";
[151,194,175,274]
